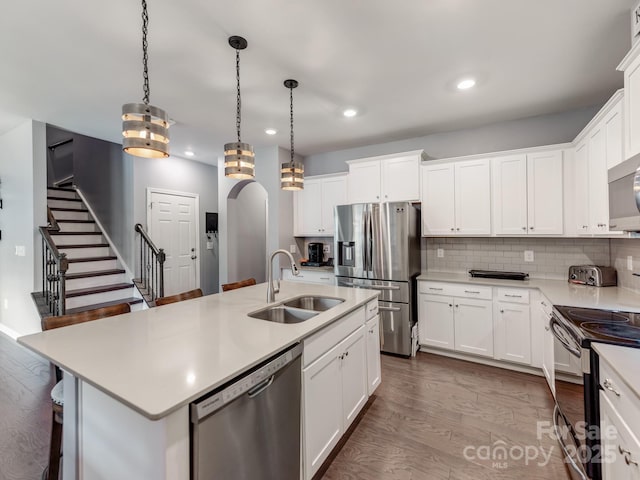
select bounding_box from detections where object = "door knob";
[191,255,197,260]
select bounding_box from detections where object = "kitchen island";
[18,281,379,480]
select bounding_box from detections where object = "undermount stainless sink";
[248,306,319,324]
[282,296,345,312]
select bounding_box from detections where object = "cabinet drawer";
[450,284,492,300]
[419,281,456,296]
[496,288,530,304]
[600,357,640,436]
[303,307,365,367]
[283,269,335,285]
[365,300,378,321]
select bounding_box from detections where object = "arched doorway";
[227,181,268,283]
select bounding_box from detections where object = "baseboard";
[0,323,21,340]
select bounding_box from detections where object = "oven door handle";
[550,315,581,358]
[553,405,588,480]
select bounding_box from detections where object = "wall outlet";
[437,248,444,258]
[289,244,296,254]
[15,245,25,257]
[323,245,330,254]
[524,250,534,262]
[628,255,634,271]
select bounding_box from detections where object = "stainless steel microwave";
[609,153,640,231]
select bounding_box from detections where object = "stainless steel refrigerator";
[334,202,420,356]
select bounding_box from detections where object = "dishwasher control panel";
[192,343,302,421]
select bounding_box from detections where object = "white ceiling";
[0,1,634,164]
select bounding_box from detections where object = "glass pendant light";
[224,36,255,179]
[122,0,170,158]
[281,79,304,191]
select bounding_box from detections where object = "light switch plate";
[289,244,296,254]
[15,245,25,257]
[524,250,534,262]
[437,248,444,258]
[323,245,330,254]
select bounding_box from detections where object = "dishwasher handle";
[248,375,275,398]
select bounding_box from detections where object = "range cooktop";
[554,305,640,347]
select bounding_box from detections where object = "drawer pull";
[319,277,330,280]
[541,301,547,307]
[603,379,621,397]
[429,287,443,291]
[464,290,481,294]
[625,455,639,467]
[505,294,522,298]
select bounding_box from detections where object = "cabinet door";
[418,294,455,350]
[600,393,640,480]
[494,302,532,365]
[295,179,323,236]
[574,141,590,235]
[540,305,555,396]
[527,151,564,235]
[320,176,347,235]
[605,97,624,170]
[303,344,343,480]
[492,155,528,235]
[347,161,381,204]
[421,164,456,235]
[454,298,493,357]
[624,52,640,161]
[340,326,367,430]
[588,126,610,234]
[382,155,420,202]
[365,316,381,395]
[455,159,492,235]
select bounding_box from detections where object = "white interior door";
[148,190,199,297]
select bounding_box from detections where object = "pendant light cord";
[141,0,150,105]
[236,49,242,143]
[289,86,294,163]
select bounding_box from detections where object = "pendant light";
[281,79,304,191]
[122,0,170,158]
[224,36,255,179]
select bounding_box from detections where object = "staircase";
[42,187,144,315]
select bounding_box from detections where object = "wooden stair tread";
[58,243,109,249]
[49,207,89,212]
[49,231,102,235]
[47,196,82,202]
[65,298,143,315]
[66,269,125,280]
[66,283,133,297]
[56,219,96,224]
[67,256,117,263]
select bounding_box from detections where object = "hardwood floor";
[0,332,52,480]
[322,352,578,480]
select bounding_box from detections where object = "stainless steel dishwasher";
[190,343,302,480]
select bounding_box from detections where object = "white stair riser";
[57,222,99,233]
[51,234,103,245]
[59,247,111,259]
[67,259,118,274]
[47,189,77,199]
[48,199,85,210]
[66,273,128,291]
[51,210,90,221]
[131,302,147,312]
[65,287,135,310]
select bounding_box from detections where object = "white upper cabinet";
[572,90,624,236]
[294,174,347,236]
[421,159,491,236]
[347,150,424,204]
[618,43,640,161]
[492,150,564,235]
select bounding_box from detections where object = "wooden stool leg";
[47,406,63,480]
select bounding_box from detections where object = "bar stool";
[155,288,204,306]
[221,278,256,292]
[41,303,132,480]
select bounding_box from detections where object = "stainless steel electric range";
[551,305,640,480]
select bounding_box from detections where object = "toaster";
[568,265,617,287]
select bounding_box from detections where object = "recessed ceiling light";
[457,78,476,90]
[184,150,195,157]
[343,109,358,118]
[265,128,277,135]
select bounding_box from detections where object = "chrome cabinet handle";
[619,446,639,466]
[530,226,535,230]
[500,309,504,314]
[603,379,621,397]
[448,303,453,307]
[522,227,526,230]
[450,228,455,231]
[505,294,522,298]
[541,301,547,307]
[464,290,480,294]
[429,287,443,291]
[191,255,197,260]
[456,227,460,231]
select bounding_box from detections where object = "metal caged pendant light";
[281,79,304,191]
[224,36,255,179]
[122,0,170,158]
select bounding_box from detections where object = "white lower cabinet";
[302,305,374,480]
[365,315,382,395]
[600,393,640,480]
[493,289,532,365]
[418,293,455,350]
[454,298,493,357]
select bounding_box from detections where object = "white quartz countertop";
[417,271,640,312]
[18,282,378,420]
[593,343,640,400]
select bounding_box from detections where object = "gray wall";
[0,120,47,336]
[304,105,602,175]
[132,155,219,295]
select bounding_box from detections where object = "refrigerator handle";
[367,209,373,277]
[362,209,369,274]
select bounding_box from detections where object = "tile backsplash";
[424,237,611,280]
[611,238,640,292]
